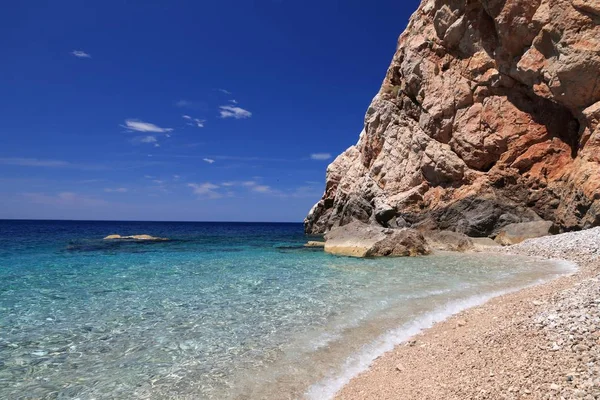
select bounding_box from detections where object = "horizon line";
[0,218,303,224]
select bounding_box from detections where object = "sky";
[0,0,420,222]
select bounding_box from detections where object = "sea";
[0,220,576,399]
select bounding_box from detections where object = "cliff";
[305,0,600,236]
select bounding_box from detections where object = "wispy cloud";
[0,157,70,167]
[140,136,157,143]
[310,153,332,160]
[71,50,91,58]
[251,185,272,193]
[23,192,107,207]
[188,182,222,199]
[230,99,238,104]
[219,105,252,119]
[122,119,173,133]
[104,187,128,193]
[203,158,215,164]
[182,115,205,128]
[221,180,274,194]
[218,88,232,95]
[175,100,204,109]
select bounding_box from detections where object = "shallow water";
[0,220,574,399]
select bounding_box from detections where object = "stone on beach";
[422,230,473,252]
[324,221,430,258]
[304,241,326,248]
[494,221,556,246]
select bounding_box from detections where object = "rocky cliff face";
[305,0,600,236]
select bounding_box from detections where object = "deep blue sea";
[0,220,575,399]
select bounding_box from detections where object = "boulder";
[422,230,474,252]
[324,221,430,258]
[471,237,502,249]
[494,221,556,246]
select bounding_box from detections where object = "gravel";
[336,227,600,399]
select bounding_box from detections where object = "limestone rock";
[103,234,168,241]
[422,230,474,252]
[305,0,600,236]
[494,221,556,246]
[304,241,325,248]
[471,237,502,248]
[324,221,430,258]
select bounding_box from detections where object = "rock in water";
[103,234,168,241]
[494,221,556,245]
[305,0,600,236]
[304,241,326,248]
[103,234,122,240]
[324,221,430,257]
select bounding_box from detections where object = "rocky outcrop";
[494,220,556,245]
[306,0,600,236]
[324,221,431,257]
[103,234,169,241]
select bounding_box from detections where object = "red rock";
[305,0,600,235]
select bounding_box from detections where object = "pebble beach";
[337,228,600,399]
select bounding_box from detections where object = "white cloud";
[241,181,257,187]
[71,50,91,58]
[188,182,221,199]
[230,99,238,104]
[203,158,215,164]
[310,153,332,160]
[219,105,252,119]
[122,119,173,133]
[218,89,232,95]
[140,136,157,143]
[104,187,128,193]
[182,114,205,128]
[0,157,70,167]
[176,100,192,107]
[251,185,272,193]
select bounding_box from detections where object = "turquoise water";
[0,220,573,399]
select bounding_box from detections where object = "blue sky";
[0,0,420,222]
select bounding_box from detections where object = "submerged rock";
[305,0,600,236]
[494,221,556,246]
[103,234,168,241]
[324,221,430,258]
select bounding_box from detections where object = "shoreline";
[331,228,600,399]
